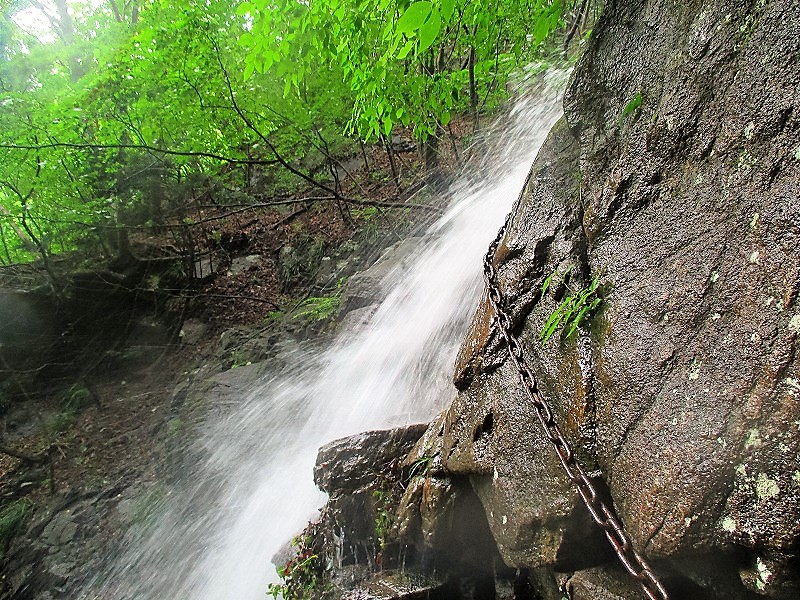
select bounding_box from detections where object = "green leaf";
[565,305,590,339]
[620,92,643,123]
[532,3,561,45]
[540,272,554,298]
[397,39,415,59]
[243,59,255,80]
[396,1,433,34]
[418,8,441,53]
[440,110,450,126]
[440,0,455,23]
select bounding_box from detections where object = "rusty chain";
[482,177,670,600]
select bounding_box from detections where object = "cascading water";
[84,71,567,600]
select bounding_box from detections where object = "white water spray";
[85,72,566,600]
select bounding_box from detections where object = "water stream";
[85,71,567,600]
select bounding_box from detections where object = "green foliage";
[406,454,432,481]
[0,0,354,267]
[539,270,602,344]
[372,488,393,550]
[167,417,185,435]
[620,91,643,123]
[293,295,341,322]
[0,0,567,269]
[48,410,77,435]
[0,499,32,554]
[62,384,93,412]
[241,0,563,142]
[268,536,325,600]
[262,310,285,327]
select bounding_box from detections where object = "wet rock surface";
[314,425,428,495]
[304,424,525,600]
[444,0,800,598]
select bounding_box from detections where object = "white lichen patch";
[712,312,721,320]
[795,145,800,161]
[749,250,760,264]
[756,473,779,501]
[735,463,747,476]
[756,557,773,589]
[501,515,508,525]
[744,122,755,140]
[709,270,719,283]
[792,471,800,487]
[744,429,762,449]
[688,359,702,380]
[788,313,800,332]
[721,516,737,532]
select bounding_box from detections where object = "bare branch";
[0,141,280,166]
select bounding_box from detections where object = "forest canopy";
[0,0,571,268]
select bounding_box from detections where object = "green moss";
[167,417,185,435]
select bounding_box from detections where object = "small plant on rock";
[0,499,33,555]
[293,295,341,322]
[539,267,603,345]
[268,533,327,600]
[372,488,393,552]
[405,454,432,483]
[619,91,643,123]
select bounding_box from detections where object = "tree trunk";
[468,45,478,131]
[422,135,439,172]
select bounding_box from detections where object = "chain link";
[482,181,670,600]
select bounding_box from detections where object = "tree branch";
[0,142,281,166]
[208,34,346,200]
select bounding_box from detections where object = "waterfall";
[83,70,567,600]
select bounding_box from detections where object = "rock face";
[308,425,521,599]
[443,0,800,598]
[311,425,429,576]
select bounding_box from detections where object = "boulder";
[314,425,427,495]
[338,239,420,316]
[444,0,800,597]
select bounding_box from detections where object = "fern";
[539,276,602,345]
